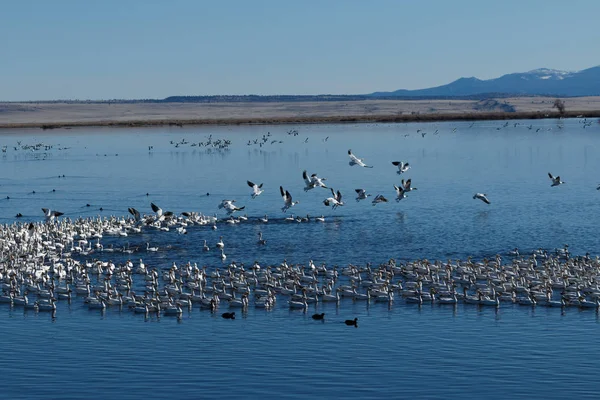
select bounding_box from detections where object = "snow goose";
[280,186,299,213]
[355,188,370,202]
[218,200,245,215]
[473,193,491,204]
[548,172,565,187]
[42,208,64,222]
[323,188,344,209]
[348,149,373,168]
[302,170,327,191]
[401,178,417,192]
[247,180,264,198]
[392,161,410,174]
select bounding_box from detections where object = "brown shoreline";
[1,98,600,129]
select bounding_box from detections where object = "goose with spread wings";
[302,170,328,191]
[323,188,344,209]
[247,180,264,199]
[348,149,373,168]
[280,186,299,213]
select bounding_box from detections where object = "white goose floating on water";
[548,172,565,187]
[473,193,491,204]
[348,149,373,168]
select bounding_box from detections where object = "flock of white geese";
[0,204,598,320]
[0,130,595,320]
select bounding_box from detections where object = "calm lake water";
[0,118,599,399]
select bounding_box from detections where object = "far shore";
[1,97,600,129]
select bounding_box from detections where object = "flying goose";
[302,170,328,191]
[393,185,406,202]
[218,199,245,214]
[323,188,344,209]
[473,193,491,204]
[392,161,410,174]
[355,188,371,202]
[371,194,388,205]
[548,172,565,187]
[247,180,264,198]
[280,186,299,213]
[42,208,64,222]
[348,149,373,168]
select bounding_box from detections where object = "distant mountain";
[370,66,600,97]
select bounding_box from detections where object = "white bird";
[259,214,268,223]
[392,161,410,174]
[348,149,373,168]
[151,202,173,222]
[203,240,210,251]
[218,200,245,214]
[355,189,371,202]
[393,185,406,202]
[315,215,325,222]
[548,172,565,187]
[42,208,64,222]
[247,180,264,198]
[323,188,344,209]
[146,242,159,252]
[280,186,299,213]
[302,170,327,191]
[220,249,227,262]
[216,236,224,249]
[371,194,388,205]
[473,193,491,204]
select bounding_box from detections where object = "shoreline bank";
[1,97,600,129]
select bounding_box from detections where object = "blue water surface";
[0,118,598,399]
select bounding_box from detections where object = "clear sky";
[2,0,599,101]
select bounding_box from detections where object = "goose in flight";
[302,170,327,191]
[323,188,344,209]
[247,180,264,199]
[218,200,245,215]
[393,185,406,202]
[355,188,371,202]
[473,193,491,204]
[348,149,373,168]
[392,161,410,174]
[128,207,142,223]
[371,194,388,205]
[401,178,417,192]
[151,202,173,222]
[42,208,63,222]
[548,173,565,187]
[280,186,299,213]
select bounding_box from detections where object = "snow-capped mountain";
[371,66,600,97]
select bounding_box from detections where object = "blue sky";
[2,0,599,101]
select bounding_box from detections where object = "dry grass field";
[1,97,600,129]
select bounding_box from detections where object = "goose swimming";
[247,180,264,199]
[150,202,173,222]
[392,161,410,174]
[280,186,299,213]
[257,231,266,245]
[548,173,565,187]
[323,188,344,209]
[355,189,371,202]
[473,193,491,204]
[345,317,358,327]
[312,313,325,320]
[348,149,373,168]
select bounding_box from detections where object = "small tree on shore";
[553,99,566,115]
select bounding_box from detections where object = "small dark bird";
[312,313,325,320]
[15,213,22,218]
[345,317,358,327]
[222,312,235,319]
